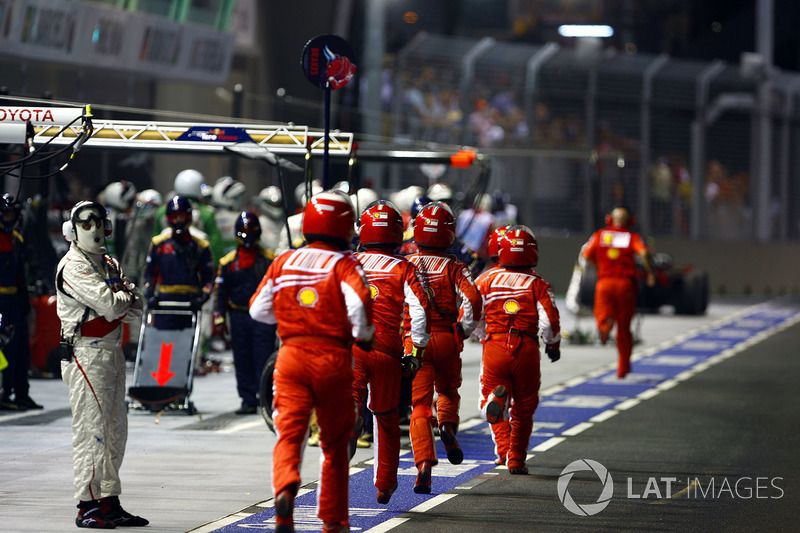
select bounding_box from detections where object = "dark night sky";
[371,0,800,73]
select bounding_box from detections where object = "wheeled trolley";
[128,301,202,414]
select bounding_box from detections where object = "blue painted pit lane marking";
[207,304,800,533]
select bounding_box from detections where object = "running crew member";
[472,224,510,463]
[250,190,374,533]
[581,207,655,378]
[353,200,430,504]
[476,226,561,474]
[405,202,481,494]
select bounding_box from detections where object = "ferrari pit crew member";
[472,224,510,463]
[144,196,214,330]
[56,201,148,528]
[581,206,655,378]
[476,226,561,474]
[405,202,481,494]
[250,190,374,533]
[213,212,276,415]
[353,200,430,505]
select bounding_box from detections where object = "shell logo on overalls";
[297,287,319,307]
[503,299,520,314]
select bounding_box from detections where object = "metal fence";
[389,32,800,243]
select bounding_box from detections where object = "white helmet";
[393,185,425,214]
[174,169,205,199]
[294,179,323,206]
[63,201,110,255]
[102,181,137,212]
[211,176,246,210]
[475,193,492,212]
[258,186,283,219]
[349,187,379,216]
[135,189,163,212]
[427,182,453,203]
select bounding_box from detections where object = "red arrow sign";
[152,342,176,386]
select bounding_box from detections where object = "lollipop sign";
[302,35,356,90]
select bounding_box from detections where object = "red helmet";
[302,190,356,247]
[487,224,511,259]
[359,200,403,246]
[498,225,538,267]
[413,202,455,248]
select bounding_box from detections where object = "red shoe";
[414,461,432,494]
[439,424,463,465]
[485,385,507,424]
[274,489,294,533]
[377,482,398,504]
[322,521,350,532]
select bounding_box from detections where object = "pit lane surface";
[3,298,798,532]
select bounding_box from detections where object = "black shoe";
[76,502,116,529]
[413,461,432,494]
[235,405,257,415]
[377,482,398,504]
[0,397,25,411]
[485,385,507,425]
[439,424,463,465]
[509,465,529,475]
[15,396,44,410]
[274,489,294,533]
[100,496,149,527]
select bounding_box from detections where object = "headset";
[62,201,112,242]
[605,206,635,228]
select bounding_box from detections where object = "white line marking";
[366,517,409,532]
[616,398,641,410]
[590,409,618,423]
[562,422,594,436]
[408,493,457,513]
[532,437,566,451]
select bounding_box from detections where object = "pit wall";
[535,236,800,298]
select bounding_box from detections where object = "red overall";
[582,226,647,378]
[352,250,429,492]
[475,266,560,468]
[249,243,373,524]
[404,250,481,467]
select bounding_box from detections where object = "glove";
[400,345,424,377]
[545,341,561,363]
[146,296,159,310]
[355,337,374,352]
[212,312,229,339]
[191,292,210,311]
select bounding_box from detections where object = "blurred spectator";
[649,157,673,234]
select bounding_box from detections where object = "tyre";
[675,271,708,315]
[259,350,278,433]
[578,265,597,309]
